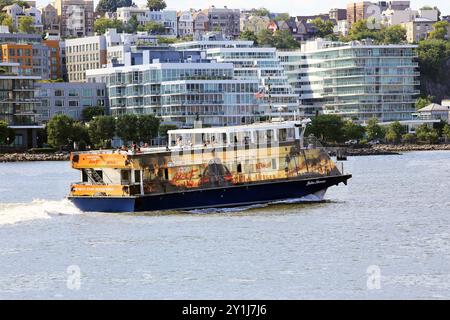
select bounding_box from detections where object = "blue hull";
[69,175,351,213]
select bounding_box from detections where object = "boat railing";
[303,135,324,150]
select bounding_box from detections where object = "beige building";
[347,1,375,26]
[65,35,106,82]
[240,14,270,34]
[402,18,434,43]
[54,0,94,37]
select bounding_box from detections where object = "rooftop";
[417,103,450,112]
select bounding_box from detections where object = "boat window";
[82,170,88,182]
[134,170,141,184]
[121,170,130,183]
[164,168,169,180]
[287,128,295,140]
[266,130,273,143]
[222,133,227,144]
[279,129,287,142]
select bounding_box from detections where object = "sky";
[35,0,450,15]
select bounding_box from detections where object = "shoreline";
[1,144,449,162]
[328,144,450,156]
[0,153,70,162]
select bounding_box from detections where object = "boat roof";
[168,120,306,135]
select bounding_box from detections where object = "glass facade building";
[205,47,299,118]
[278,40,420,122]
[86,63,260,127]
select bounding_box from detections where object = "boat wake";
[0,199,82,225]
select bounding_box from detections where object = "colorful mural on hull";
[70,142,340,198]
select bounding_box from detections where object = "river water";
[0,151,449,299]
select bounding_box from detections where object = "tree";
[124,15,139,33]
[137,114,160,142]
[273,30,300,49]
[81,106,105,122]
[384,121,405,144]
[158,124,177,139]
[342,121,365,141]
[18,16,35,34]
[46,114,74,148]
[88,115,116,147]
[429,20,449,40]
[305,114,345,144]
[157,36,177,44]
[442,124,450,142]
[147,0,166,11]
[1,16,15,33]
[95,0,132,14]
[415,96,434,110]
[138,21,165,35]
[0,0,29,10]
[382,25,407,44]
[402,133,416,144]
[257,29,275,47]
[311,18,335,38]
[274,13,290,21]
[239,30,258,45]
[116,114,139,143]
[365,118,384,141]
[0,120,15,145]
[416,124,439,144]
[253,8,269,17]
[417,39,450,80]
[347,19,382,42]
[94,18,124,34]
[71,122,90,149]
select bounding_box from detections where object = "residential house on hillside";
[192,10,208,40]
[240,14,270,34]
[177,11,193,37]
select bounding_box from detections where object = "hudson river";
[0,151,449,299]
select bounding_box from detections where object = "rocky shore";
[0,153,70,162]
[328,144,450,157]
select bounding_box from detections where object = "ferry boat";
[68,119,351,212]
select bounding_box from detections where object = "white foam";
[0,199,82,225]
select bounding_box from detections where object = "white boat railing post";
[140,170,144,195]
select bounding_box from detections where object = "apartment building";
[329,8,348,21]
[35,82,107,122]
[278,39,419,122]
[116,7,177,36]
[43,39,62,80]
[171,40,254,51]
[205,47,299,118]
[205,6,240,38]
[0,62,42,148]
[54,0,94,37]
[86,63,260,127]
[0,43,51,79]
[347,1,375,26]
[65,35,107,82]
